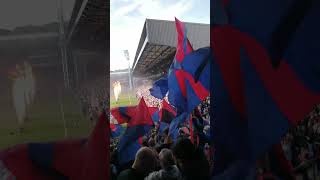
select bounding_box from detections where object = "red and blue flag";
[111,106,135,124]
[110,123,125,138]
[211,0,320,177]
[167,18,210,113]
[150,100,176,124]
[159,100,177,123]
[0,111,109,180]
[168,113,188,142]
[151,109,161,123]
[149,77,168,99]
[113,98,154,165]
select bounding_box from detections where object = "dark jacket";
[117,168,147,180]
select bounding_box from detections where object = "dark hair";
[163,128,169,135]
[172,138,196,160]
[142,136,148,147]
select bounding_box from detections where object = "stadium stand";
[132,19,209,79]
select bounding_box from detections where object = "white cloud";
[110,0,209,71]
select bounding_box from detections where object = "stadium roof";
[0,0,109,69]
[0,24,60,67]
[132,19,209,78]
[66,0,108,51]
[110,69,129,75]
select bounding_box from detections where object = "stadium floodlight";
[123,50,130,61]
[123,50,133,104]
[123,50,133,90]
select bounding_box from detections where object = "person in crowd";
[158,136,173,153]
[142,136,149,147]
[117,147,157,180]
[172,138,210,180]
[110,150,119,180]
[148,138,156,149]
[145,148,181,180]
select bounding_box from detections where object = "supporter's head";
[132,147,157,174]
[163,128,169,136]
[142,136,148,147]
[204,125,210,135]
[172,138,196,172]
[159,148,175,170]
[148,138,156,148]
[164,136,173,145]
[173,138,210,180]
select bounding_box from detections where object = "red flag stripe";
[175,70,210,101]
[175,17,193,63]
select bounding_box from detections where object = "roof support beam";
[0,32,58,41]
[66,0,89,44]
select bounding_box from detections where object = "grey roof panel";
[132,19,209,76]
[146,19,209,48]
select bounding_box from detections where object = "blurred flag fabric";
[160,100,177,123]
[148,107,159,124]
[158,122,169,135]
[211,0,320,178]
[166,18,210,113]
[180,47,211,113]
[151,110,161,123]
[166,17,193,112]
[110,123,126,138]
[111,106,135,124]
[0,111,109,180]
[151,100,176,124]
[149,77,168,99]
[168,113,188,142]
[148,107,158,116]
[114,98,154,165]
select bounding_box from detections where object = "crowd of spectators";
[113,82,320,179]
[135,85,161,108]
[110,87,212,180]
[111,136,211,180]
[280,105,320,179]
[77,77,109,125]
[199,97,210,121]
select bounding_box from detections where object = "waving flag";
[179,47,211,112]
[111,106,135,124]
[152,109,161,123]
[153,111,169,135]
[148,106,159,121]
[110,123,126,138]
[158,122,169,135]
[167,18,210,113]
[168,113,188,142]
[117,98,154,165]
[211,0,320,177]
[167,18,193,112]
[150,100,176,124]
[160,100,177,123]
[150,77,168,99]
[0,111,109,180]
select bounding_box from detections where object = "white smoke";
[11,62,35,127]
[12,73,26,126]
[24,61,35,107]
[113,81,121,102]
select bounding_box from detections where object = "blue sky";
[110,0,210,71]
